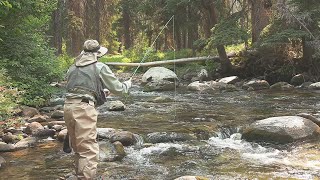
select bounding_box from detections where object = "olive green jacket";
[65,52,130,102]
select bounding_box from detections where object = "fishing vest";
[66,62,106,106]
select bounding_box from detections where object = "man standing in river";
[63,39,132,179]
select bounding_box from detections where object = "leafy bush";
[0,69,20,121]
[0,0,63,107]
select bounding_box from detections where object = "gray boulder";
[242,116,320,144]
[142,67,178,91]
[290,74,309,86]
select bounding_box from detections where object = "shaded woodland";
[0,0,320,108]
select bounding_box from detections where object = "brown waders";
[64,98,99,180]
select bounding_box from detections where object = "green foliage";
[0,69,20,121]
[260,28,308,47]
[207,15,249,47]
[0,0,63,107]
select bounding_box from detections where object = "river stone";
[0,142,15,152]
[187,81,214,92]
[57,129,68,142]
[52,124,64,131]
[24,122,44,135]
[142,67,178,84]
[50,97,65,106]
[174,176,209,180]
[108,100,125,111]
[99,141,126,162]
[51,110,64,119]
[110,131,135,146]
[270,82,294,90]
[290,74,309,86]
[146,132,196,143]
[33,129,56,139]
[242,79,270,90]
[97,128,118,140]
[309,82,320,90]
[242,116,320,144]
[14,137,37,150]
[218,76,240,84]
[22,106,40,118]
[27,114,48,123]
[0,156,5,168]
[149,96,173,103]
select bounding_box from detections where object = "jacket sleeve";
[98,63,129,95]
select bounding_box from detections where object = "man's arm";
[97,63,131,95]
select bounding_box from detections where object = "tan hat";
[83,39,108,58]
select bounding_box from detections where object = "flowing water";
[1,85,320,179]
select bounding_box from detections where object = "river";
[1,85,320,179]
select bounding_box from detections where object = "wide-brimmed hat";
[83,39,108,58]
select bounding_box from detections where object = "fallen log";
[104,53,236,67]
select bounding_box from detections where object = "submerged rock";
[146,132,196,143]
[242,116,320,144]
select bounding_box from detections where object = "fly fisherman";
[63,39,132,179]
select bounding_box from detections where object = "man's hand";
[124,77,132,89]
[103,89,110,97]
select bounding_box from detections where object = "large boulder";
[142,67,178,91]
[242,116,320,144]
[290,74,309,86]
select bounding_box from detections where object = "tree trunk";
[122,2,132,49]
[51,0,64,55]
[66,0,85,56]
[250,0,271,43]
